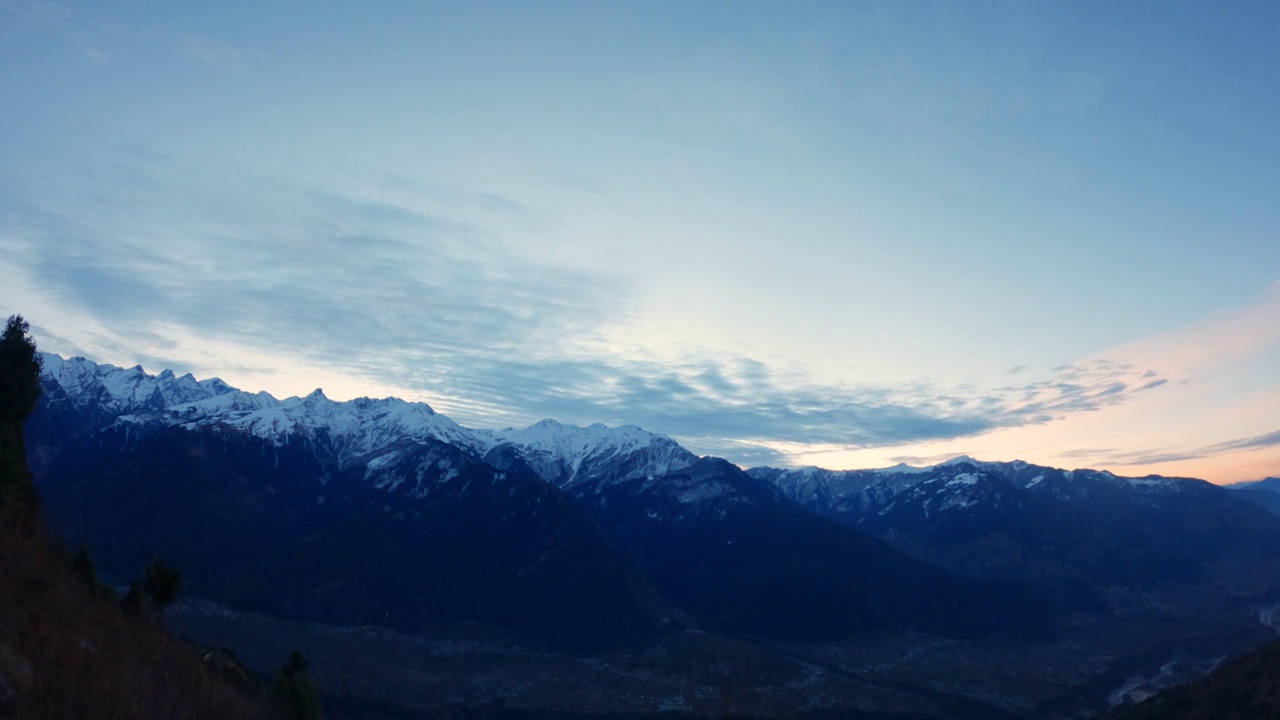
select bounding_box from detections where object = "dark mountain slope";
[1099,638,1280,720]
[27,353,1066,650]
[1225,477,1280,517]
[36,423,664,650]
[569,458,1059,641]
[1228,477,1280,492]
[1229,487,1280,516]
[30,351,1280,719]
[762,460,1280,613]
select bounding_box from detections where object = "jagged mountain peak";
[477,418,698,488]
[154,383,478,464]
[35,353,698,486]
[755,453,1206,532]
[38,351,237,413]
[937,455,1033,476]
[485,417,672,446]
[745,463,925,511]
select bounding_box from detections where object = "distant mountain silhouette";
[1224,476,1280,516]
[27,354,1055,650]
[754,459,1280,614]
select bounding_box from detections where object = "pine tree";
[0,315,42,525]
[271,650,322,720]
[0,316,41,424]
[120,557,185,622]
[71,545,110,598]
[143,555,183,618]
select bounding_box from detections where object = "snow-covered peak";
[476,419,698,488]
[752,464,926,508]
[37,353,697,485]
[876,462,932,474]
[480,418,666,455]
[40,353,476,461]
[39,352,236,414]
[169,391,479,464]
[941,455,982,467]
[868,468,1015,521]
[162,389,281,416]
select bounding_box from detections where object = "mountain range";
[28,354,1056,645]
[1222,476,1280,516]
[23,353,1280,718]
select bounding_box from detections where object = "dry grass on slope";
[0,520,279,720]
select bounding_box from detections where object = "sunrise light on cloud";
[2,2,1277,483]
[790,281,1280,482]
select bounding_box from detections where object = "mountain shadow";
[35,423,664,651]
[569,458,1060,641]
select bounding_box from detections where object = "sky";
[1,1,1277,482]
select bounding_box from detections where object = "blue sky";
[2,1,1278,481]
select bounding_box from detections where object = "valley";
[24,353,1280,719]
[169,594,1276,719]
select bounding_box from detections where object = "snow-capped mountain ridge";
[477,419,671,465]
[869,467,1016,526]
[751,454,1197,529]
[146,388,485,467]
[38,353,1197,506]
[36,353,696,485]
[877,462,933,474]
[39,353,238,414]
[476,418,697,489]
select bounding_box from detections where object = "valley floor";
[171,593,1279,720]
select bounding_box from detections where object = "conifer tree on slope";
[0,315,42,525]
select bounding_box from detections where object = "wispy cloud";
[79,44,108,63]
[0,145,1177,466]
[8,0,110,64]
[9,0,70,24]
[1060,430,1280,468]
[462,355,1162,460]
[180,37,248,71]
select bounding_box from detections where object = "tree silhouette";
[0,316,41,424]
[143,555,183,612]
[71,545,112,598]
[0,315,42,524]
[272,650,322,720]
[121,580,147,617]
[123,556,185,621]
